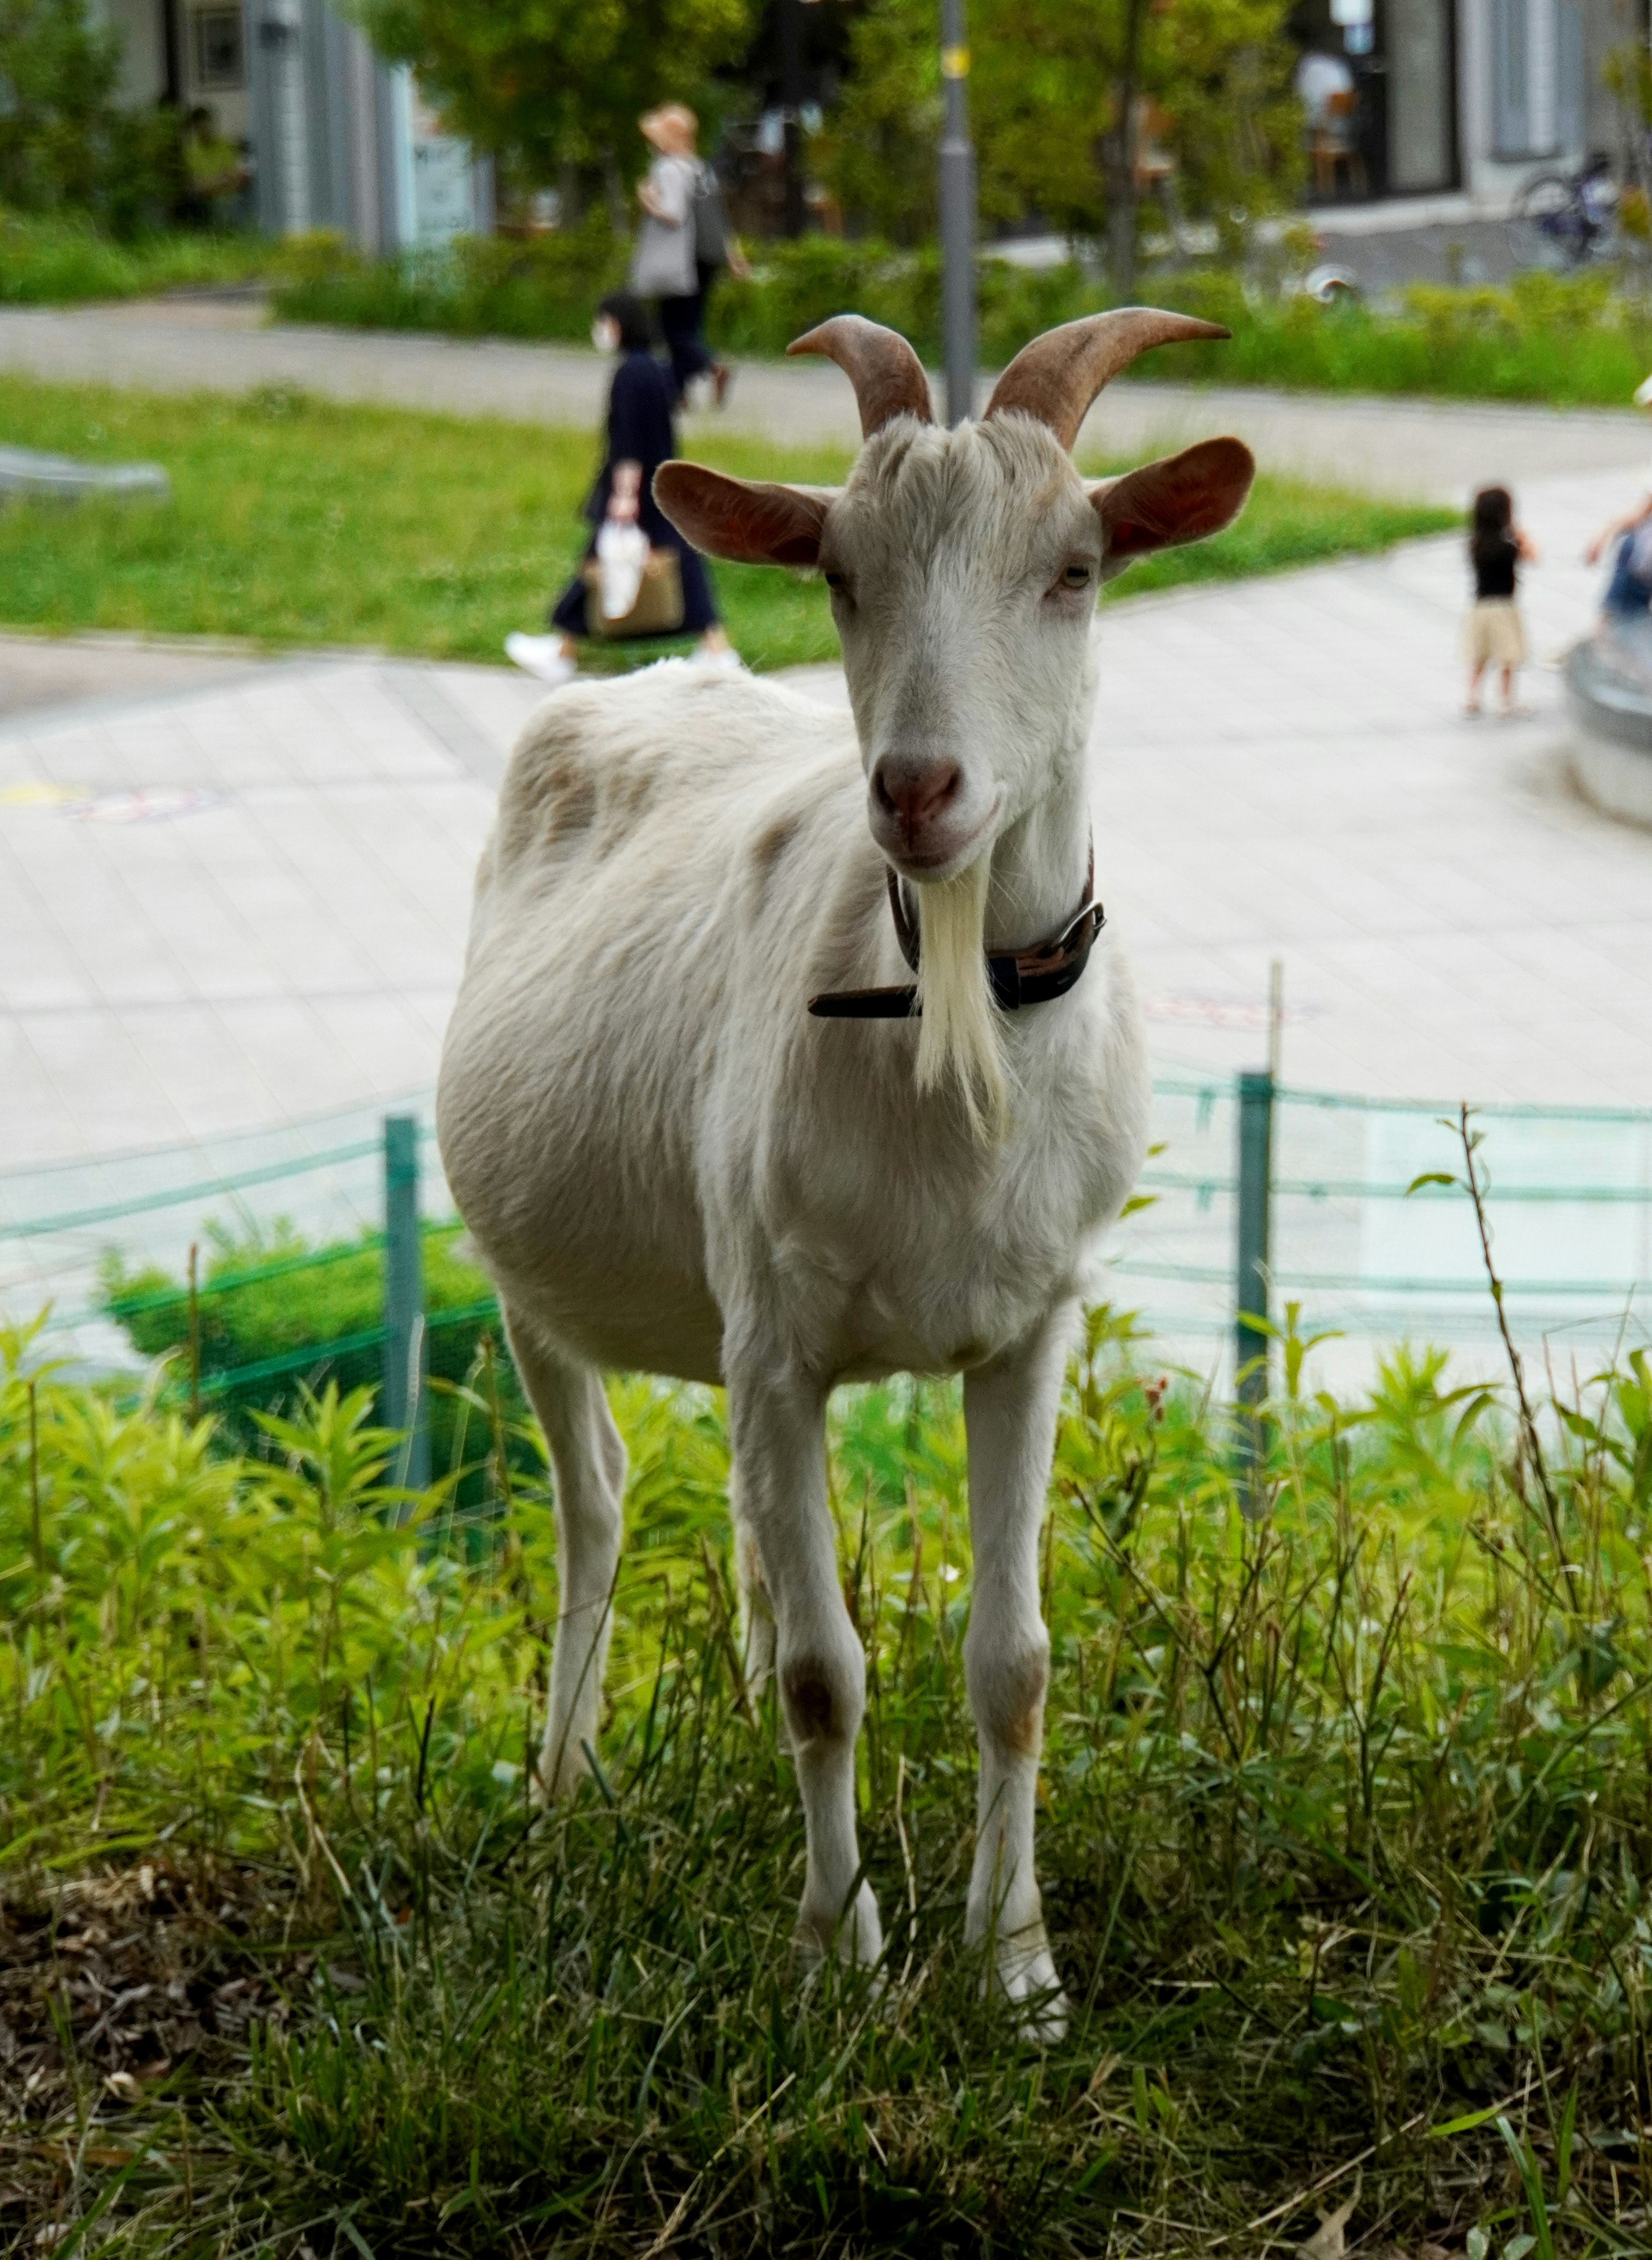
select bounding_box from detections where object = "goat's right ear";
[653,462,835,566]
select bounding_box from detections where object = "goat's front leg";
[962,1309,1075,2038]
[726,1358,882,1967]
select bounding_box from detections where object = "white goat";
[437,311,1253,2033]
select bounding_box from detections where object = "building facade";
[1292,0,1647,207]
[92,0,492,247]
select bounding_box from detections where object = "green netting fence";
[3,1070,1649,1425]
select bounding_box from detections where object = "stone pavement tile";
[20,1007,185,1154]
[206,995,383,1123]
[428,663,544,752]
[307,990,457,1100]
[117,1002,288,1132]
[175,808,387,994]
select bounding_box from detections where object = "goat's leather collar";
[808,846,1103,1020]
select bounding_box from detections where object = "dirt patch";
[0,1856,348,2226]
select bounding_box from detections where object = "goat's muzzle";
[871,755,964,864]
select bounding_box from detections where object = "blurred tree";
[818,0,1302,283]
[0,0,186,233]
[351,0,756,209]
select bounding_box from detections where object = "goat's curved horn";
[786,314,934,439]
[985,309,1230,453]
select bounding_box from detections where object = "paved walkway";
[1,296,1649,501]
[2,456,1649,1180]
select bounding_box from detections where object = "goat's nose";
[872,758,961,832]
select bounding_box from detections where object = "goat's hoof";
[530,1744,594,1807]
[994,1948,1069,2044]
[794,1882,885,1973]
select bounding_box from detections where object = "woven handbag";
[581,547,685,640]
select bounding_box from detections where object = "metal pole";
[1234,1067,1274,1421]
[939,0,977,425]
[383,1113,429,1492]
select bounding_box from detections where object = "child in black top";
[1464,485,1537,718]
[505,291,737,688]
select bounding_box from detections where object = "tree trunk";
[1103,0,1150,297]
[558,162,583,231]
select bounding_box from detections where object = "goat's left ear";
[1088,437,1255,577]
[653,462,837,566]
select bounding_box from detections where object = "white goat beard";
[915,860,1009,1139]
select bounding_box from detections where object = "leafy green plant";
[6,1286,1652,2252]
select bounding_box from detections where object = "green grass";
[0,376,1452,670]
[4,1251,1652,2254]
[0,212,274,304]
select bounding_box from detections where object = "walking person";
[1464,485,1537,718]
[629,104,748,407]
[503,292,738,688]
[1584,374,1652,623]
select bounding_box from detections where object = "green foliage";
[4,1307,1652,2249]
[817,0,1303,250]
[1139,265,1652,404]
[348,0,753,187]
[0,373,1451,670]
[270,220,628,342]
[0,209,272,301]
[0,0,187,235]
[101,1218,523,1488]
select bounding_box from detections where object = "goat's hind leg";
[503,1310,628,1800]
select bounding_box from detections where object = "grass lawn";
[3,1292,1650,2255]
[0,378,1455,671]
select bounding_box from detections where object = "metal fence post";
[939,0,977,426]
[383,1113,429,1492]
[1235,1067,1274,1445]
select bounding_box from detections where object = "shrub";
[0,0,186,236]
[273,230,1652,407]
[271,220,628,343]
[0,208,271,301]
[101,1218,529,1492]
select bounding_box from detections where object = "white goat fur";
[438,403,1242,2030]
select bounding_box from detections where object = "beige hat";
[641,104,697,156]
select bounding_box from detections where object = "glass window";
[192,7,246,91]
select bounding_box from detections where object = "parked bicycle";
[1514,152,1616,267]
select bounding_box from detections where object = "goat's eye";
[823,568,848,593]
[1061,563,1094,589]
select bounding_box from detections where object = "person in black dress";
[504,291,738,687]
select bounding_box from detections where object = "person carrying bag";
[629,104,746,407]
[502,292,740,688]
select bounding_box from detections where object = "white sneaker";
[505,632,578,687]
[697,646,747,675]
